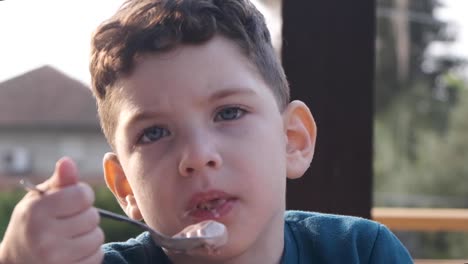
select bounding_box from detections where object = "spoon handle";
[19,179,155,235]
[96,208,153,232]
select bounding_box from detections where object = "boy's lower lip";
[187,198,237,221]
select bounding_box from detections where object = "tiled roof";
[0,66,100,128]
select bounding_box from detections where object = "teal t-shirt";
[102,210,413,263]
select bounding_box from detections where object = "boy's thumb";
[45,157,79,190]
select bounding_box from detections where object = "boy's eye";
[138,126,170,144]
[214,106,246,121]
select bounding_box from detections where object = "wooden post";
[282,0,375,219]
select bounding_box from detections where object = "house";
[0,66,110,188]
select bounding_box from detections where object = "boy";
[0,0,413,263]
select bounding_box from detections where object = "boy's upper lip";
[186,190,236,210]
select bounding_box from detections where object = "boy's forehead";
[131,36,253,72]
[117,37,267,100]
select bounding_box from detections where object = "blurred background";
[374,0,468,260]
[0,0,467,261]
[374,0,468,259]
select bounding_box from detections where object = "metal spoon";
[19,179,228,252]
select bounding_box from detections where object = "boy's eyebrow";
[208,87,257,101]
[126,111,160,127]
[125,88,257,128]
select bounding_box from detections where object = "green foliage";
[0,188,24,240]
[0,185,141,243]
[374,81,468,204]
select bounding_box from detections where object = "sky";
[0,0,124,84]
[429,1,468,71]
[0,0,467,84]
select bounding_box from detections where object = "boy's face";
[103,36,316,261]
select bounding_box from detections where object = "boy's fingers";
[66,227,105,263]
[37,157,79,192]
[55,207,100,238]
[43,227,104,264]
[50,157,80,189]
[41,183,95,218]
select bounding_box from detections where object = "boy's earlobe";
[283,100,317,179]
[103,152,143,220]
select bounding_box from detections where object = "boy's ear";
[282,100,317,180]
[103,152,142,220]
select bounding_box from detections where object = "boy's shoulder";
[102,232,169,264]
[284,210,384,245]
[282,210,413,264]
[284,209,380,233]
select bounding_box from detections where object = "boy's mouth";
[186,191,237,220]
[197,198,227,211]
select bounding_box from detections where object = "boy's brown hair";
[90,0,289,147]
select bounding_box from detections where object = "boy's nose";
[178,138,223,177]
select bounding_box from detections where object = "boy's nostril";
[180,156,221,176]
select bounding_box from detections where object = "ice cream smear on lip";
[185,197,233,219]
[196,198,227,217]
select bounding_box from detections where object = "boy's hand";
[0,157,104,264]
